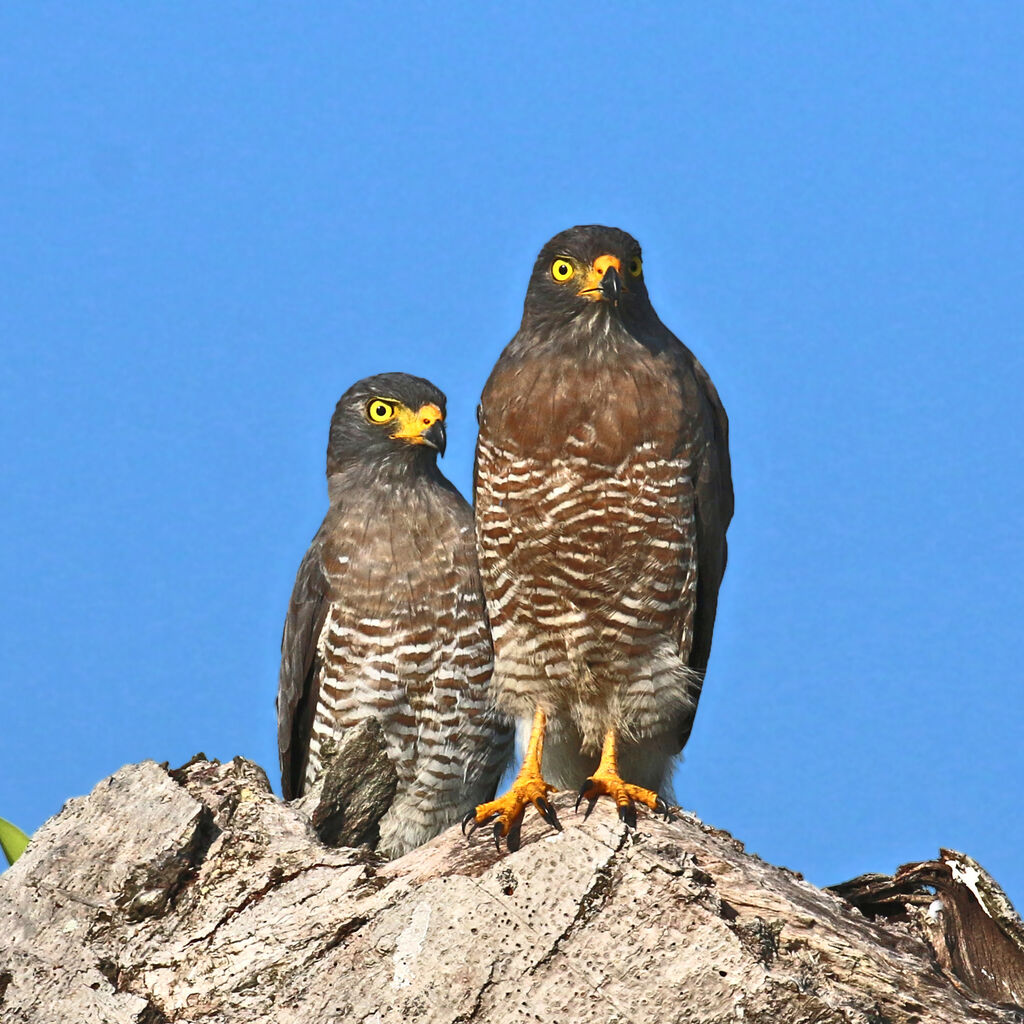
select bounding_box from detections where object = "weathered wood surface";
[1,756,1021,1024]
[292,718,398,849]
[830,853,1024,1010]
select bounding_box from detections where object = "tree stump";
[1,756,1021,1023]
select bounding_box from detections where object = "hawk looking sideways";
[466,226,733,850]
[278,372,512,858]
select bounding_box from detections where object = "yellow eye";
[551,258,575,282]
[627,256,643,277]
[367,399,396,423]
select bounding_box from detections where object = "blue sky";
[3,6,1023,907]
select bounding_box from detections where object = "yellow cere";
[628,256,643,277]
[367,399,397,423]
[391,402,443,443]
[551,258,575,282]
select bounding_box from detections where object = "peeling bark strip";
[830,852,1024,1010]
[1,757,1022,1023]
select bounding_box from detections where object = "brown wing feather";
[277,523,331,800]
[678,356,733,748]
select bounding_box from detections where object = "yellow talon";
[462,708,561,851]
[575,729,670,827]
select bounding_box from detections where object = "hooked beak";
[421,418,446,455]
[579,254,624,305]
[391,402,446,455]
[600,265,621,304]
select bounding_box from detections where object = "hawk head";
[522,225,652,324]
[326,372,447,478]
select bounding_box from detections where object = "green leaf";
[0,816,30,866]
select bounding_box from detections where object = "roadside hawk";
[466,226,733,849]
[278,372,512,858]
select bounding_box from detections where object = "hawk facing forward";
[467,226,733,849]
[278,372,511,858]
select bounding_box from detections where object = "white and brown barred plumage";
[278,372,512,858]
[475,226,733,809]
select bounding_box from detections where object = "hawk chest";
[477,348,699,647]
[304,486,491,789]
[323,490,458,617]
[315,491,477,713]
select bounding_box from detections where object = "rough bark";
[830,855,1024,1009]
[1,756,1022,1024]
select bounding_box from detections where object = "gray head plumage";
[522,225,653,326]
[326,371,447,481]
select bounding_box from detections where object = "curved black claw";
[535,797,563,832]
[654,797,672,821]
[618,801,638,829]
[575,778,595,813]
[505,815,524,853]
[576,780,603,820]
[464,809,499,841]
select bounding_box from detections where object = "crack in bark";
[114,805,221,924]
[450,826,647,1024]
[91,957,173,1024]
[183,860,349,948]
[452,960,497,1023]
[32,881,115,912]
[322,915,371,954]
[529,827,630,975]
[136,997,171,1024]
